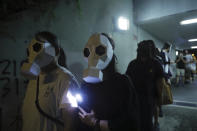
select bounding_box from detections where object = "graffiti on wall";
[0,59,28,131]
[0,59,28,98]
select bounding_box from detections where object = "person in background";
[21,31,79,131]
[126,40,165,131]
[76,33,140,131]
[161,43,172,83]
[153,47,165,131]
[155,48,163,66]
[191,54,197,81]
[175,52,186,87]
[159,42,173,117]
[184,50,193,83]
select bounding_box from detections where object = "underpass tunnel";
[0,0,197,131]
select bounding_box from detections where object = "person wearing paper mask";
[76,33,140,131]
[21,31,79,131]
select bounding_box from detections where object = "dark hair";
[35,31,59,55]
[101,33,115,50]
[184,50,188,54]
[162,42,171,50]
[35,31,67,67]
[155,48,161,57]
[58,47,68,68]
[100,33,117,75]
[137,40,156,60]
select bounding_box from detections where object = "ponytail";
[58,47,68,68]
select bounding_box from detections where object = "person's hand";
[78,106,97,127]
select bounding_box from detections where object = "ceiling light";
[188,39,197,42]
[191,46,197,49]
[180,18,197,25]
[118,17,129,30]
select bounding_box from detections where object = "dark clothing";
[155,55,164,67]
[126,59,164,97]
[76,73,140,131]
[126,59,164,131]
[176,57,185,69]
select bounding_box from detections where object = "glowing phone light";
[76,94,83,102]
[67,91,78,107]
[66,91,83,107]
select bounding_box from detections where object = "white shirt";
[184,54,193,69]
[163,51,169,74]
[22,66,79,131]
[184,54,193,63]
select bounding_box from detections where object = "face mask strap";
[35,76,64,126]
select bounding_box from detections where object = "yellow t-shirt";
[22,66,79,131]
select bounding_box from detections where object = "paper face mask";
[21,38,56,79]
[83,34,113,83]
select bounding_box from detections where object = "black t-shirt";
[126,59,164,100]
[76,73,140,131]
[176,56,185,69]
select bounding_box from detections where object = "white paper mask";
[21,38,56,79]
[83,33,113,83]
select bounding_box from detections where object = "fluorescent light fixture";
[188,39,197,42]
[180,18,197,25]
[118,17,129,30]
[191,46,197,49]
[176,51,178,56]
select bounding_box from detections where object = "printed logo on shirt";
[44,86,54,97]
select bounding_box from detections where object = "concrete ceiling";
[139,10,197,50]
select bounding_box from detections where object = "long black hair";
[58,47,68,68]
[137,40,156,61]
[35,31,67,68]
[162,42,171,50]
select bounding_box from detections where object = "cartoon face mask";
[83,34,113,83]
[21,38,56,79]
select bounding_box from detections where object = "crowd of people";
[175,50,197,86]
[21,31,176,131]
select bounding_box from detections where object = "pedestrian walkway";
[172,79,197,103]
[160,105,197,131]
[159,79,197,131]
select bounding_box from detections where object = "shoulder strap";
[35,77,64,126]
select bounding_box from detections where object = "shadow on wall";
[68,62,84,84]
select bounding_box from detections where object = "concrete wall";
[134,0,197,22]
[0,0,164,130]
